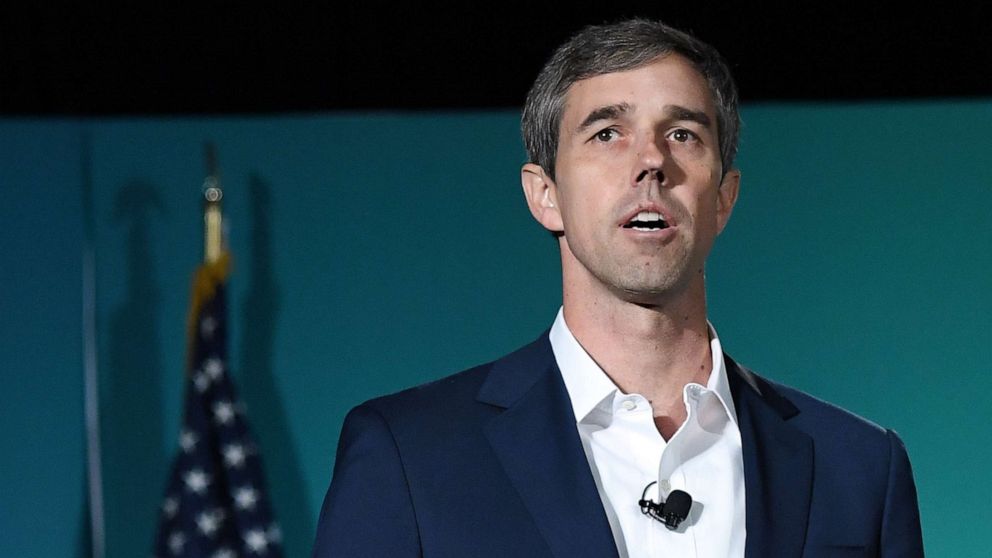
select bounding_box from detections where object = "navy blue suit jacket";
[313,333,924,557]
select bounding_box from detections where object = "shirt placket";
[612,393,664,557]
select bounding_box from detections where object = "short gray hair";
[521,19,740,180]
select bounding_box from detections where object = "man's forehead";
[560,55,717,128]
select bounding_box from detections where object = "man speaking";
[313,19,924,557]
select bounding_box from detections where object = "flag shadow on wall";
[104,180,168,556]
[238,174,314,556]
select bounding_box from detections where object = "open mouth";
[622,210,669,231]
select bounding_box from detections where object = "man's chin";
[612,281,686,308]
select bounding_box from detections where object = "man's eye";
[594,128,618,142]
[669,129,695,143]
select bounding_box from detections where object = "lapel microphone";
[638,481,693,530]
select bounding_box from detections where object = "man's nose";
[635,168,664,183]
[633,135,666,186]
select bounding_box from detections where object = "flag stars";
[183,469,211,495]
[161,496,179,518]
[234,486,259,511]
[168,532,186,555]
[203,357,224,380]
[179,429,198,453]
[223,443,247,468]
[157,283,283,556]
[244,529,269,553]
[213,401,235,425]
[200,316,218,339]
[267,523,282,545]
[194,372,211,393]
[196,509,226,537]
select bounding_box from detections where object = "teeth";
[633,211,662,222]
[624,209,669,230]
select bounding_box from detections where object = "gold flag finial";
[203,143,224,264]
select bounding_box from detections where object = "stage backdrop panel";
[1,101,989,557]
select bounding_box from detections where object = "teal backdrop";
[1,102,990,557]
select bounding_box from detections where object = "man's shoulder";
[774,375,886,433]
[358,361,493,422]
[354,332,553,428]
[734,360,897,452]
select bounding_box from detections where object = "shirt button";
[621,400,636,411]
[687,385,702,398]
[659,479,671,492]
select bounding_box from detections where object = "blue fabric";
[312,333,924,557]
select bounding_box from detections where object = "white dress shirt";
[549,309,746,558]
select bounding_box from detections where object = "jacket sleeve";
[312,404,421,557]
[880,429,924,557]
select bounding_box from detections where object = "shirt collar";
[549,307,738,425]
[550,308,618,422]
[703,326,738,425]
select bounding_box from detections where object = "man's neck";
[562,284,713,439]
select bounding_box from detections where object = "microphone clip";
[638,481,692,530]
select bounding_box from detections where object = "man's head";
[519,20,741,307]
[521,19,740,180]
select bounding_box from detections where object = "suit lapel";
[476,338,815,558]
[727,357,814,558]
[479,334,619,558]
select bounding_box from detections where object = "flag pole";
[203,143,223,265]
[185,144,230,373]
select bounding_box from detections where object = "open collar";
[549,307,738,425]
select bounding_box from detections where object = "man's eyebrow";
[665,105,712,128]
[575,103,632,134]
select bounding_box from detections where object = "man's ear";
[521,163,564,233]
[715,169,740,235]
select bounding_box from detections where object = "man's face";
[522,54,739,306]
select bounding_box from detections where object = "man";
[313,19,924,558]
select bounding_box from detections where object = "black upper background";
[2,4,990,115]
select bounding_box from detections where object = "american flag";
[154,257,282,557]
